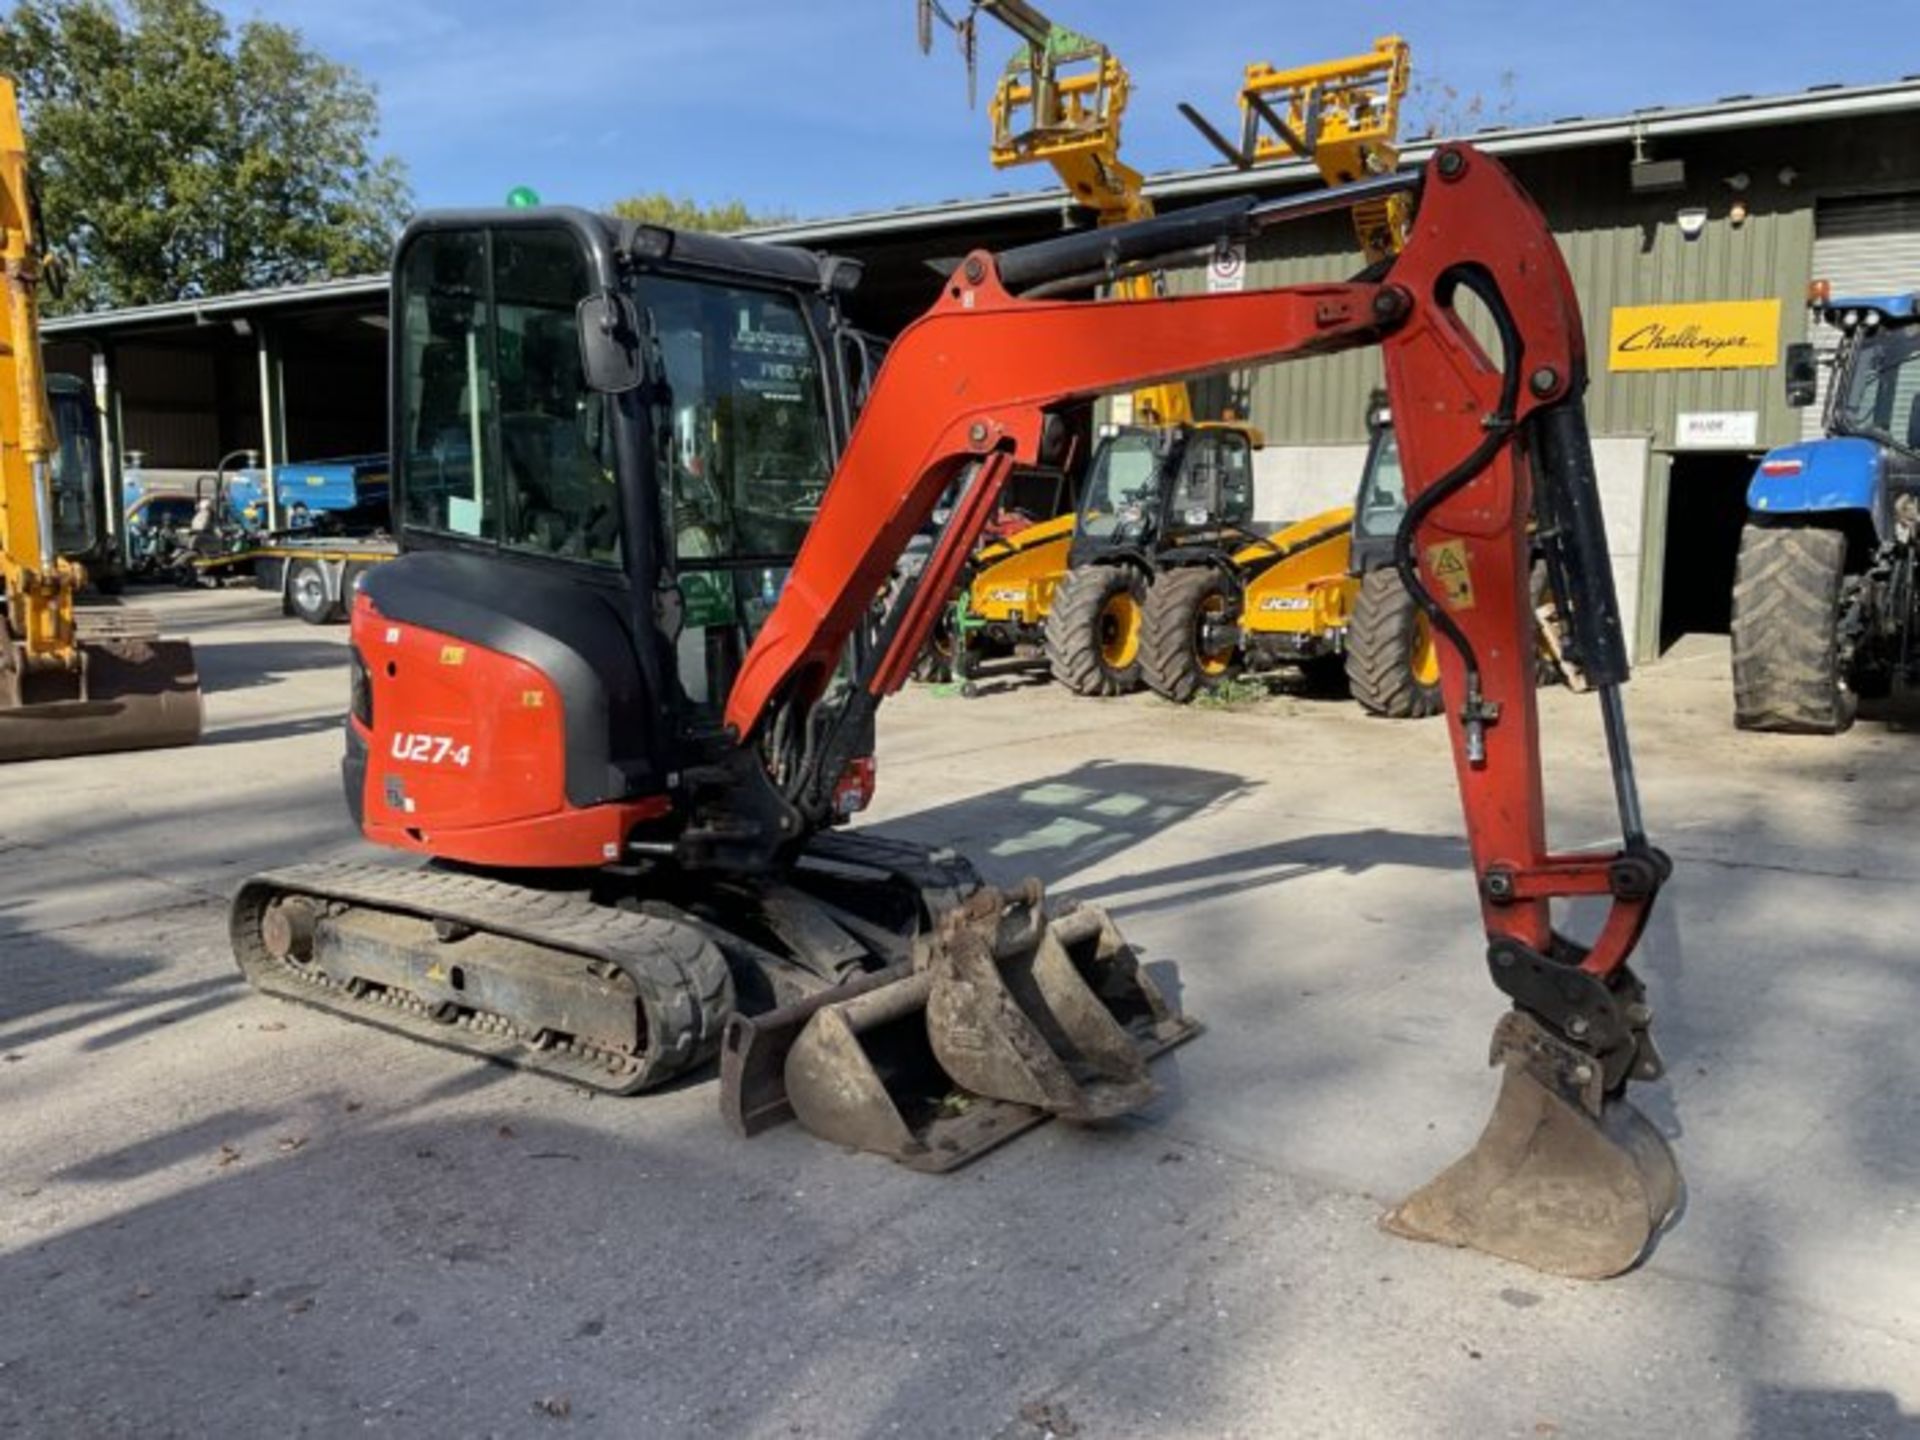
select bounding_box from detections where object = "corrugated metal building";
[46,76,1920,661]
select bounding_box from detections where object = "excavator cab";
[232,208,1193,1172]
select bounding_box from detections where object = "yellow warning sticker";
[1425,540,1476,611]
[439,645,466,666]
[521,689,545,708]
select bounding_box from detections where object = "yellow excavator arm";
[0,74,202,761]
[0,74,79,667]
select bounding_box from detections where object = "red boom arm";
[725,145,1653,991]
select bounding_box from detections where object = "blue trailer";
[1731,289,1920,731]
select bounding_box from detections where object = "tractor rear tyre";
[1141,567,1240,703]
[1047,564,1147,696]
[1345,568,1443,719]
[1730,523,1855,733]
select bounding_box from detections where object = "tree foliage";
[608,191,789,233]
[1,0,411,311]
[1405,71,1522,141]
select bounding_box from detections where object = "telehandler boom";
[233,145,1677,1279]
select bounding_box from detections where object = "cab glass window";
[642,276,833,566]
[397,225,620,566]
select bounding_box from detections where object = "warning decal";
[1424,540,1476,611]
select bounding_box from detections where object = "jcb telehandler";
[231,143,1679,1280]
[0,77,201,762]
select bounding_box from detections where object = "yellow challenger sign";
[1607,300,1781,372]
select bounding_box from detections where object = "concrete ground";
[2,586,1916,1439]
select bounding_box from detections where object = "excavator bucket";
[720,883,1198,1172]
[0,616,203,763]
[1384,1010,1681,1280]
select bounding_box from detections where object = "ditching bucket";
[0,626,203,763]
[1384,1010,1681,1279]
[719,883,1198,1172]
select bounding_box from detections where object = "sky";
[217,0,1908,221]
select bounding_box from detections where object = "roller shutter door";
[1804,193,1920,437]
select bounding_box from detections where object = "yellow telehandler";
[0,76,201,761]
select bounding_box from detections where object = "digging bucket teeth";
[1384,1009,1681,1280]
[718,882,1199,1172]
[0,632,202,763]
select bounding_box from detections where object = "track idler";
[720,882,1198,1172]
[1385,1008,1681,1279]
[0,615,202,763]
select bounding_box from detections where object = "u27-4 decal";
[390,732,472,768]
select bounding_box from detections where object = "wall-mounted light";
[1677,207,1709,241]
[1729,199,1749,228]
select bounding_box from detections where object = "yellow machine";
[0,76,201,761]
[1139,38,1448,707]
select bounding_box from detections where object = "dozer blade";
[1384,1010,1681,1280]
[0,637,202,762]
[722,883,1199,1172]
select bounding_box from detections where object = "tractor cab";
[1066,420,1257,569]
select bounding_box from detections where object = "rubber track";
[1730,523,1853,734]
[1045,565,1141,696]
[231,863,734,1093]
[1344,568,1440,719]
[1140,567,1235,703]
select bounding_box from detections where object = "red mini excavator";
[231,145,1679,1279]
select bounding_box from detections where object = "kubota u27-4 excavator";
[231,144,1678,1279]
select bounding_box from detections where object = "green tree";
[0,0,411,311]
[608,191,789,233]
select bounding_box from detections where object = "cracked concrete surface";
[2,588,1915,1437]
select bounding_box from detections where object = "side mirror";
[577,291,643,394]
[1784,341,1818,408]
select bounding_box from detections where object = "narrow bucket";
[1384,1010,1681,1279]
[0,637,203,762]
[722,884,1198,1172]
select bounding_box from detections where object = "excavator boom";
[728,146,1678,1277]
[0,75,201,761]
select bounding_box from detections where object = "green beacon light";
[505,185,541,209]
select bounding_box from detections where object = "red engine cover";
[350,591,669,869]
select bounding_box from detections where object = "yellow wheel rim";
[1099,590,1142,669]
[1410,609,1441,686]
[1197,593,1234,676]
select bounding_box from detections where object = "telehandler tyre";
[1730,522,1855,733]
[1345,568,1442,719]
[1047,564,1147,696]
[1140,567,1240,702]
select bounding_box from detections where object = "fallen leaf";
[534,1395,572,1420]
[131,1286,153,1301]
[497,1125,516,1140]
[1018,1400,1078,1437]
[285,1298,314,1316]
[216,1279,255,1302]
[215,1144,242,1168]
[276,1136,308,1154]
[343,1100,363,1113]
[256,1022,287,1033]
[3,1053,23,1063]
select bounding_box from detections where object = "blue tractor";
[1731,290,1920,731]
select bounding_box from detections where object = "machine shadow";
[867,758,1256,892]
[192,639,348,694]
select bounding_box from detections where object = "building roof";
[41,72,1920,340]
[742,73,1920,244]
[42,273,386,339]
